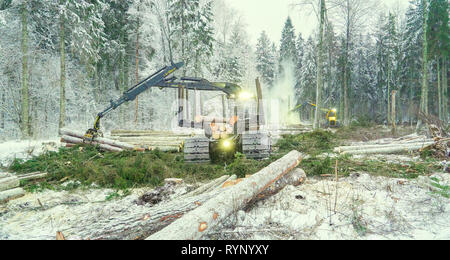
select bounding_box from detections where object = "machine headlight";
[238,91,254,100]
[222,140,232,148]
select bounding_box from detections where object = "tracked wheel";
[242,132,271,160]
[184,137,211,163]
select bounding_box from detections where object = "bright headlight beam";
[223,140,231,148]
[239,91,253,100]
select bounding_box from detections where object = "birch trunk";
[21,3,29,138]
[391,90,396,134]
[314,0,325,129]
[417,0,429,132]
[59,2,66,130]
[437,58,442,120]
[135,7,140,126]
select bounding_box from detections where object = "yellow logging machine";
[291,101,339,128]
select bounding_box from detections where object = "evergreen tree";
[294,33,305,97]
[297,36,317,119]
[168,0,199,74]
[191,1,214,76]
[427,0,449,121]
[256,31,276,88]
[279,16,297,76]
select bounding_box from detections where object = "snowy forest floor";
[0,125,449,240]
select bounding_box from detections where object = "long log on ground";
[60,135,123,152]
[0,187,25,203]
[185,175,231,197]
[350,138,433,146]
[0,176,20,192]
[341,144,432,155]
[70,181,235,240]
[243,168,306,211]
[146,150,303,240]
[111,137,186,143]
[334,141,435,153]
[59,129,137,151]
[111,129,193,135]
[16,172,48,181]
[0,172,12,179]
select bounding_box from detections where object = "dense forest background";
[0,0,448,140]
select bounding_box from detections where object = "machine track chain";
[184,137,210,163]
[241,131,271,160]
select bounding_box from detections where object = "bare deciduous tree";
[327,0,380,125]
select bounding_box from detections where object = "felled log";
[0,172,12,179]
[185,175,231,197]
[60,128,141,151]
[146,150,303,240]
[341,143,432,155]
[334,141,435,153]
[60,135,123,152]
[16,172,48,181]
[0,187,25,203]
[0,176,20,192]
[71,178,233,240]
[112,129,189,134]
[112,137,186,143]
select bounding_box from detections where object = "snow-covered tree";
[279,16,297,76]
[256,31,276,88]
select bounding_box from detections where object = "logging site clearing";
[0,124,449,240]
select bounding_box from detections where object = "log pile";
[147,150,303,240]
[334,134,436,155]
[0,172,47,203]
[108,130,194,152]
[59,128,144,152]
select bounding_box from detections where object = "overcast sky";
[225,0,410,47]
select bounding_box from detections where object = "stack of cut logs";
[109,130,193,152]
[334,134,436,155]
[0,172,47,203]
[59,129,144,152]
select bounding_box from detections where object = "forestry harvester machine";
[290,101,340,128]
[84,62,271,163]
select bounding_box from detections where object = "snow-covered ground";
[0,171,448,240]
[0,134,448,240]
[207,172,450,240]
[0,139,60,168]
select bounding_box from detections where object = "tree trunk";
[387,67,391,125]
[391,90,396,134]
[417,0,429,132]
[343,2,350,126]
[59,3,66,131]
[21,3,29,138]
[135,7,140,127]
[314,0,325,129]
[443,58,448,123]
[437,58,442,120]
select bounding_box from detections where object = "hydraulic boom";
[84,62,184,140]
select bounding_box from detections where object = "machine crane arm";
[85,62,184,139]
